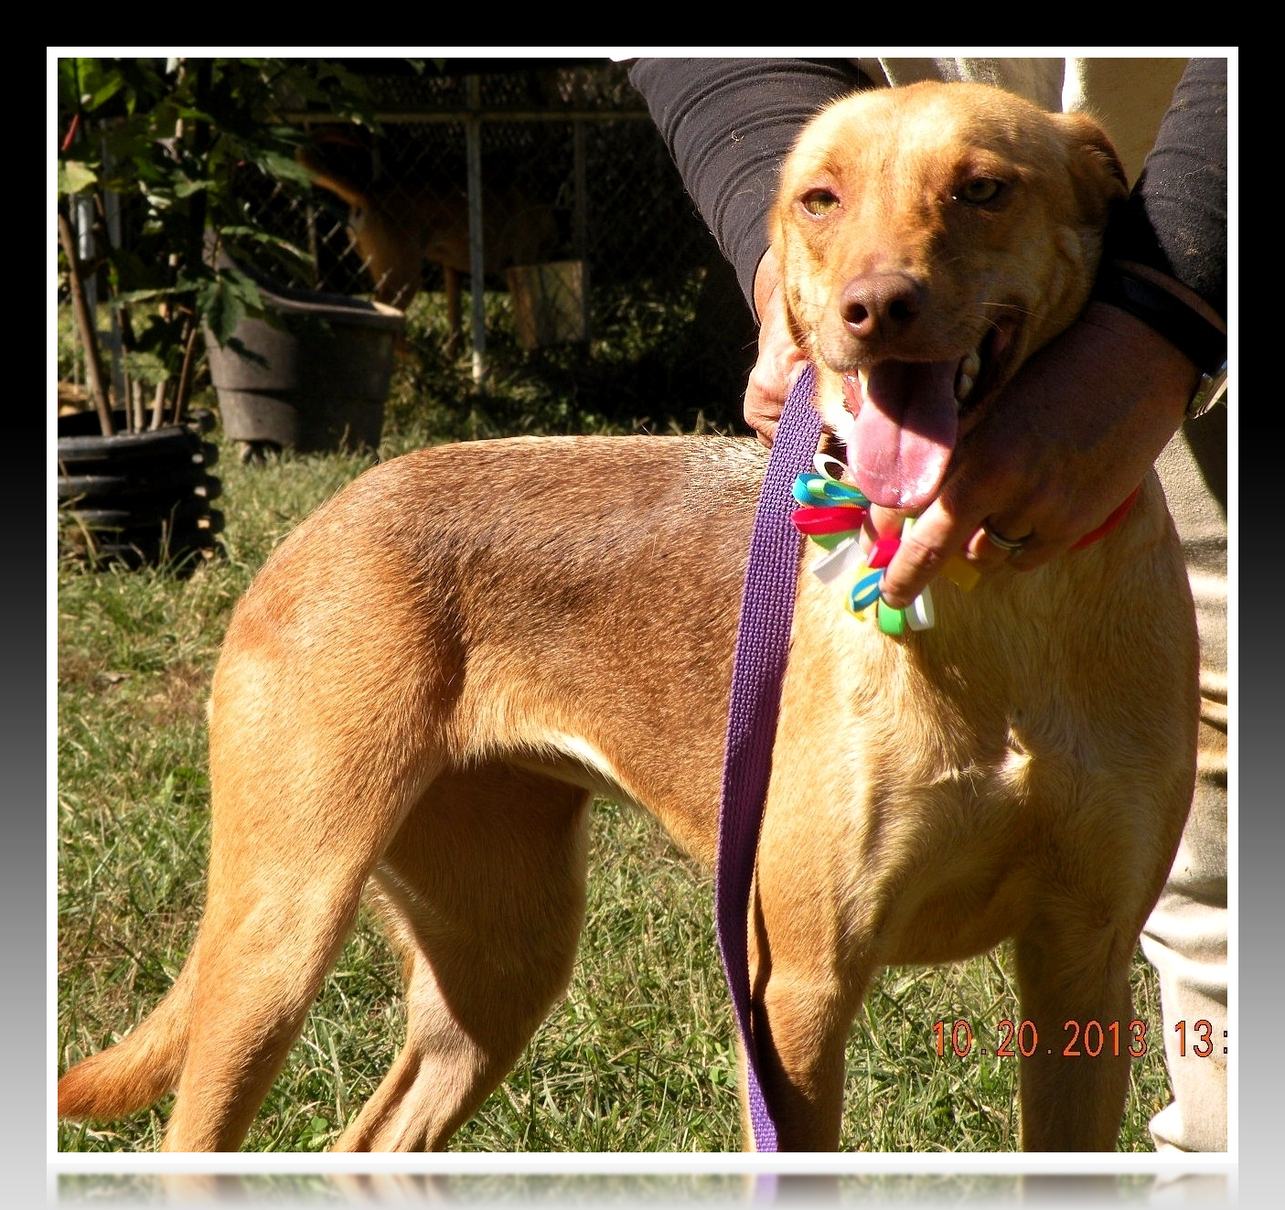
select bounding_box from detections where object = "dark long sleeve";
[1105,57,1228,320]
[628,58,865,311]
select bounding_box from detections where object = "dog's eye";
[955,178,1004,205]
[801,189,840,216]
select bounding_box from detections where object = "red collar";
[1071,486,1142,550]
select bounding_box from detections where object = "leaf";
[119,349,170,387]
[198,275,255,347]
[255,151,313,186]
[173,177,213,199]
[57,58,86,113]
[216,267,265,313]
[205,294,247,348]
[86,72,128,113]
[114,284,192,306]
[58,160,98,196]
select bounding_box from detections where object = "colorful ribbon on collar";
[790,455,960,633]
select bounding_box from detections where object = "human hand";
[873,300,1204,608]
[743,246,807,446]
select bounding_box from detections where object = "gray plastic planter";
[205,267,405,457]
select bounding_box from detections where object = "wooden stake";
[150,380,168,431]
[57,211,114,437]
[169,314,200,429]
[131,378,145,433]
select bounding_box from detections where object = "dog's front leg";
[1011,912,1138,1150]
[744,860,864,1151]
[745,947,858,1149]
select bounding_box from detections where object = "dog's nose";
[840,273,925,342]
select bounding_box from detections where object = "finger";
[1002,535,1070,571]
[743,244,807,446]
[969,519,1033,562]
[966,522,1069,569]
[743,367,782,444]
[875,500,978,608]
[743,349,807,447]
[964,528,1024,569]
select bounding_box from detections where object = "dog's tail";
[58,952,197,1123]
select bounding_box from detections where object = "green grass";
[56,288,1173,1153]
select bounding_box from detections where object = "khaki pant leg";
[1142,407,1228,1153]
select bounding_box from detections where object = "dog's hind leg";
[59,880,355,1153]
[160,862,371,1150]
[157,743,438,1151]
[156,604,448,1151]
[59,701,436,1151]
[335,761,592,1151]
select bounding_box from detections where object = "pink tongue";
[849,361,959,509]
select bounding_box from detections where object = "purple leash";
[715,363,822,1152]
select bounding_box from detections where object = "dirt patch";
[135,662,211,727]
[58,650,211,728]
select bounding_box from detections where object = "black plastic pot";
[57,409,222,571]
[205,264,404,457]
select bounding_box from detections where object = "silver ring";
[981,521,1030,554]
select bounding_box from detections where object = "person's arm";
[627,59,865,313]
[1103,57,1227,319]
[629,58,865,443]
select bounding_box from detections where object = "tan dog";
[300,132,558,345]
[58,83,1198,1152]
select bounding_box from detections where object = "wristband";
[1185,360,1228,421]
[1090,265,1226,376]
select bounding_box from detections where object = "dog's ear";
[766,205,810,353]
[1055,112,1130,225]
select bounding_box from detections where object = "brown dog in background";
[299,130,558,346]
[58,83,1197,1152]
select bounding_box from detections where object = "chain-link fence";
[233,60,758,433]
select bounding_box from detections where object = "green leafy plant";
[56,56,374,434]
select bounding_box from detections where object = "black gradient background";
[32,48,1256,1210]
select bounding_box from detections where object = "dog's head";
[772,82,1127,510]
[298,129,431,309]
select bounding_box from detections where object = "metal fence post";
[466,75,486,388]
[572,117,589,341]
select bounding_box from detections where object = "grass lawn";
[56,289,1175,1153]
